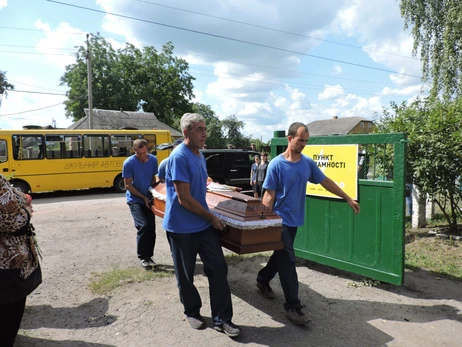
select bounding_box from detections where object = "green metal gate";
[270,132,407,285]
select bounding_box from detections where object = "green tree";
[60,34,196,126]
[375,97,462,233]
[189,103,225,148]
[249,137,270,152]
[0,71,14,107]
[222,114,251,149]
[400,0,462,99]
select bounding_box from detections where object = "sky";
[0,0,429,141]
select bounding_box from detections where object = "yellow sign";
[302,144,358,200]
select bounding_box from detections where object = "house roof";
[307,117,372,136]
[67,109,182,137]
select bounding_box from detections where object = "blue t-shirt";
[263,154,326,227]
[122,154,158,204]
[162,143,211,234]
[158,158,168,180]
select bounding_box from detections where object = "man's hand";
[143,196,150,209]
[347,199,360,214]
[210,214,226,231]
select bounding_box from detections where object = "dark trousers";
[258,181,266,198]
[0,297,27,347]
[128,203,156,260]
[257,224,300,311]
[167,226,233,324]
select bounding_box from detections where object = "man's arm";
[320,177,360,214]
[124,177,150,208]
[261,189,276,210]
[174,181,226,231]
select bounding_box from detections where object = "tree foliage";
[249,138,271,153]
[375,97,462,233]
[400,0,462,99]
[60,34,196,126]
[0,71,14,107]
[221,114,252,149]
[189,103,224,148]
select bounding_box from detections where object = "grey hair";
[180,113,206,132]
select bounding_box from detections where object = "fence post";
[411,185,427,228]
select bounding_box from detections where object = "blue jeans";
[257,224,300,311]
[128,203,156,260]
[167,226,233,324]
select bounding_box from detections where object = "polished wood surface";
[151,183,283,254]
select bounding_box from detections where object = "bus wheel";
[114,176,125,193]
[11,181,29,193]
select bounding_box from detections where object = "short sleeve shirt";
[263,154,326,227]
[158,159,168,180]
[162,144,210,233]
[122,154,158,204]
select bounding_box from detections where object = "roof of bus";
[67,109,183,137]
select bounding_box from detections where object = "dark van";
[201,149,260,187]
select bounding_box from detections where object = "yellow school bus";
[0,129,173,193]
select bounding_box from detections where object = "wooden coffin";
[151,183,283,254]
[151,183,166,218]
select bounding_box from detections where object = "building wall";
[349,121,375,134]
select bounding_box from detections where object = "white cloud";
[335,0,405,41]
[0,0,7,10]
[378,84,426,97]
[192,90,203,103]
[34,20,86,70]
[333,65,342,75]
[318,84,345,100]
[0,83,71,130]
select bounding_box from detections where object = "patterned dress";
[0,175,39,279]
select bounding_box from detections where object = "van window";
[233,153,251,163]
[205,153,225,166]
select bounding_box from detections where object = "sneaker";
[140,259,152,270]
[214,321,241,337]
[286,305,310,326]
[147,257,157,268]
[256,281,275,300]
[187,315,205,330]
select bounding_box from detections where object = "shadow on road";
[15,335,115,347]
[21,298,117,330]
[223,257,461,347]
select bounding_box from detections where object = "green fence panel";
[270,132,406,285]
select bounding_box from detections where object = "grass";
[89,267,174,295]
[405,226,462,280]
[88,222,461,295]
[224,251,272,264]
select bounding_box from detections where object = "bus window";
[46,134,64,159]
[110,134,141,157]
[64,135,82,158]
[143,134,157,154]
[0,140,7,163]
[83,135,110,158]
[12,135,44,160]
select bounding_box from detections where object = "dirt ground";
[14,189,462,347]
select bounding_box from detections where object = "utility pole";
[86,34,93,129]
